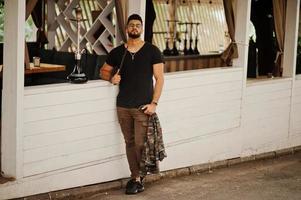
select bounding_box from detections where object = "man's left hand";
[142,103,157,115]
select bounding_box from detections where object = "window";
[0,3,37,43]
[153,0,230,55]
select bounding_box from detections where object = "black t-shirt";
[106,42,164,108]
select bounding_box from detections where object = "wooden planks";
[291,79,301,135]
[241,79,293,155]
[23,68,244,177]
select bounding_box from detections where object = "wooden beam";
[283,0,300,77]
[2,0,26,179]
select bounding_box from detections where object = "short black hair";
[127,14,143,25]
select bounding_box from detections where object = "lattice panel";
[47,0,117,55]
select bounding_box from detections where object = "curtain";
[115,0,127,43]
[221,0,238,65]
[144,0,156,43]
[26,0,38,19]
[31,0,48,48]
[273,0,286,77]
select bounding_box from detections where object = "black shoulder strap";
[117,47,128,74]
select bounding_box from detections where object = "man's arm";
[100,63,121,84]
[142,62,164,115]
[99,63,113,81]
[152,62,164,104]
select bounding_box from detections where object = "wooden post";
[1,0,25,179]
[284,0,300,138]
[127,0,146,39]
[232,0,251,70]
[232,0,251,137]
[47,0,56,49]
[282,0,300,77]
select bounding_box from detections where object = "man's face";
[127,19,143,39]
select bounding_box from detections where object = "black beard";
[128,32,141,39]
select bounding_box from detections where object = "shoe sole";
[125,187,144,195]
[125,191,138,195]
[138,187,144,193]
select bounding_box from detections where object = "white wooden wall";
[23,67,243,177]
[1,68,301,199]
[0,67,242,199]
[158,67,243,170]
[23,82,121,177]
[241,79,293,155]
[291,78,301,146]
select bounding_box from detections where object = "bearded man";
[100,14,164,195]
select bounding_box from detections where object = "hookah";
[171,20,179,56]
[163,20,172,56]
[193,23,200,55]
[67,6,88,84]
[163,37,172,56]
[187,22,194,55]
[179,22,189,55]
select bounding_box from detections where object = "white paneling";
[24,81,117,108]
[244,89,291,105]
[246,80,291,95]
[161,128,241,171]
[24,133,123,163]
[161,81,242,102]
[242,99,291,121]
[24,109,117,136]
[0,157,129,200]
[24,97,116,122]
[23,121,121,150]
[291,79,301,135]
[164,70,242,91]
[241,80,292,155]
[163,108,241,144]
[21,68,243,178]
[24,144,125,177]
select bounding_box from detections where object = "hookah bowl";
[67,6,88,84]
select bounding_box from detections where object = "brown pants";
[117,107,149,178]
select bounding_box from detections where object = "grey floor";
[87,152,301,200]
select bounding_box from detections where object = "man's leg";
[117,107,140,179]
[132,109,149,175]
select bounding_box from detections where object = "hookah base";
[67,73,88,84]
[193,49,200,55]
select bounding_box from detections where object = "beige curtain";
[273,0,286,77]
[115,0,128,43]
[221,0,238,65]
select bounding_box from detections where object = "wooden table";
[0,63,66,75]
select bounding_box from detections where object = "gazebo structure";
[0,0,301,199]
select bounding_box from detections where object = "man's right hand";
[111,70,121,85]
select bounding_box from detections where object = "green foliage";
[0,3,37,43]
[0,3,4,42]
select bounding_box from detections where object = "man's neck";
[127,38,143,47]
